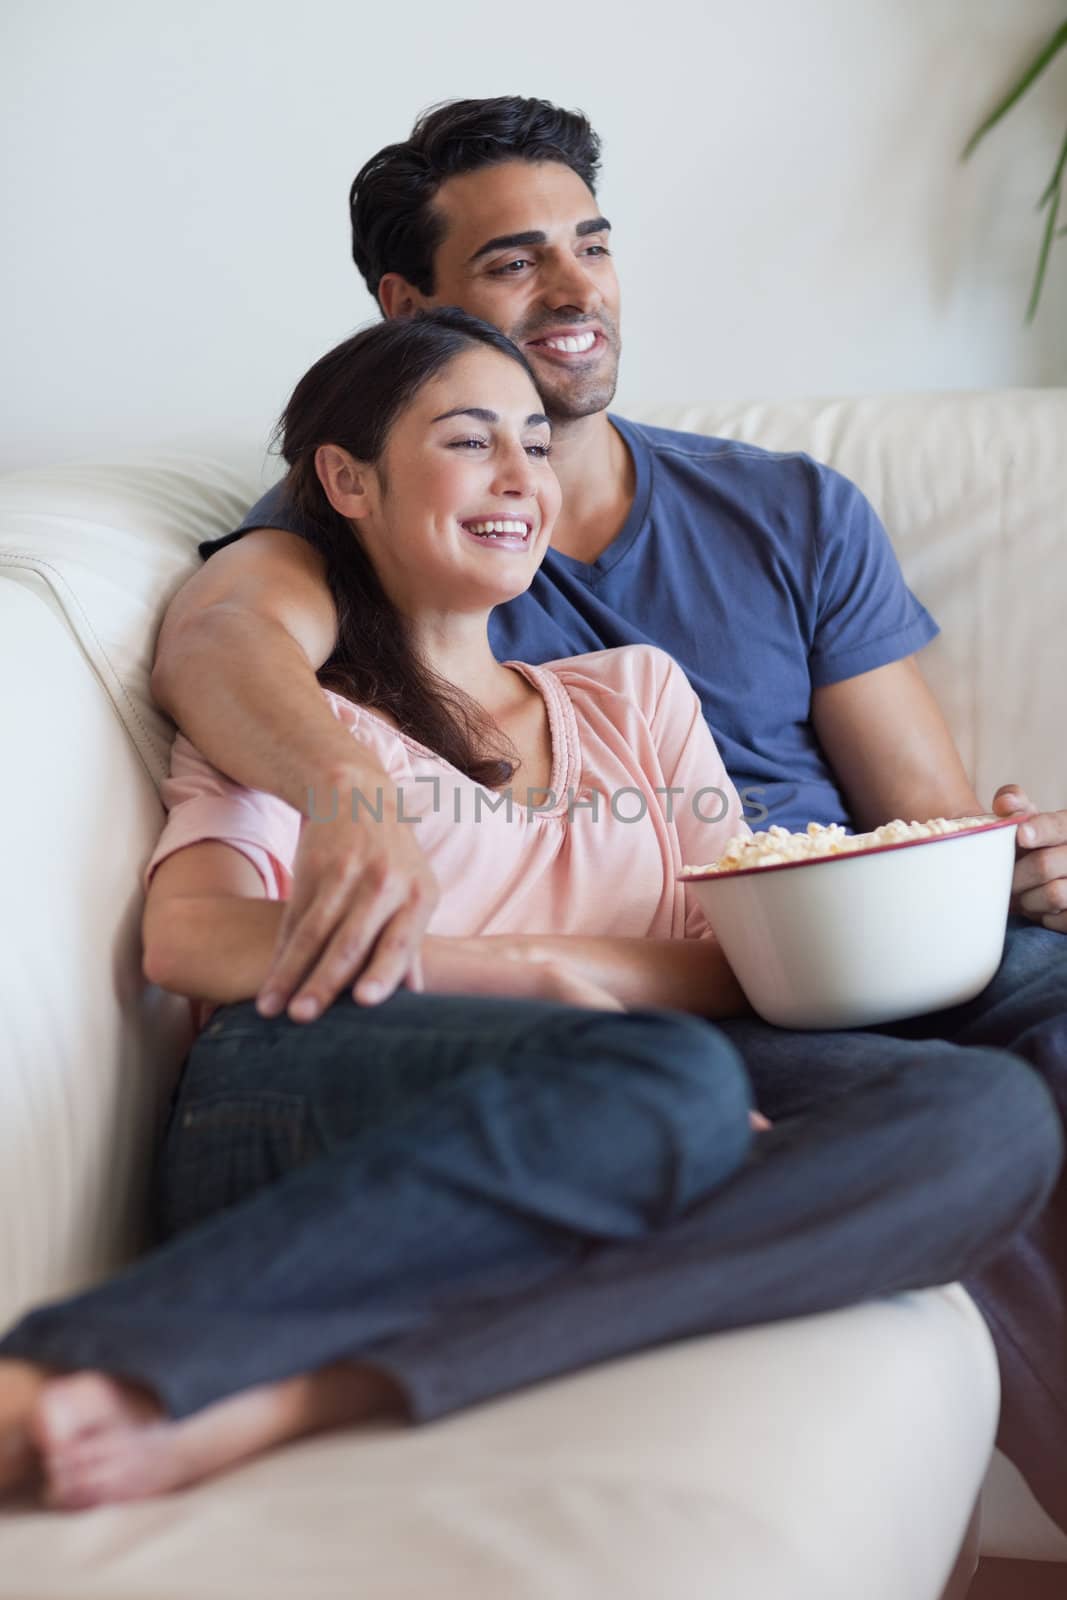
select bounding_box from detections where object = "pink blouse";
[144,644,750,1029]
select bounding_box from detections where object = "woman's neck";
[405,611,521,718]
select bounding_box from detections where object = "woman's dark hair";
[274,307,543,788]
[350,96,602,301]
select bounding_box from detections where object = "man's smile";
[524,325,606,362]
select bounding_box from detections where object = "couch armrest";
[0,578,192,1325]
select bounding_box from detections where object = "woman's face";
[344,345,562,618]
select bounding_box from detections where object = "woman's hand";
[419,934,624,1011]
[518,950,627,1011]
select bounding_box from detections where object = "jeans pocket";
[153,1089,319,1241]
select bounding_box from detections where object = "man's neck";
[545,409,636,565]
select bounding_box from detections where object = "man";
[150,97,1067,1523]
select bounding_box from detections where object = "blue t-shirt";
[199,415,938,831]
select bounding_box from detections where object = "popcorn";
[682,816,993,875]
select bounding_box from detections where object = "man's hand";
[993,785,1067,934]
[257,774,440,1021]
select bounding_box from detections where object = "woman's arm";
[142,841,287,1002]
[421,934,751,1020]
[145,855,761,1129]
[142,842,618,1010]
[146,892,745,1019]
[150,527,438,1015]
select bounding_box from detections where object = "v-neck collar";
[546,414,653,584]
[502,659,581,817]
[341,661,581,820]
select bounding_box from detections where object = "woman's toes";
[45,1438,122,1511]
[44,1469,109,1513]
[31,1372,161,1456]
[31,1375,112,1452]
[45,1428,177,1511]
[42,1472,86,1513]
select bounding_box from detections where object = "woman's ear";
[315,444,374,520]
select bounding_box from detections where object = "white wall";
[3,0,1066,472]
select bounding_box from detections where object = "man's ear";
[378,272,432,320]
[314,444,374,520]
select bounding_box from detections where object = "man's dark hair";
[349,96,602,302]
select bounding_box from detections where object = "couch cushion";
[981,1449,1067,1560]
[0,1287,996,1600]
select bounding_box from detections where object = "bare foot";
[33,1361,403,1510]
[0,1360,54,1497]
[29,1370,166,1509]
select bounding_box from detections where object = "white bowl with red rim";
[681,815,1018,1030]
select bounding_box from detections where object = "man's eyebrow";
[430,407,551,428]
[467,231,546,265]
[467,217,611,264]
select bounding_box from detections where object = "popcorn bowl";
[682,816,1019,1030]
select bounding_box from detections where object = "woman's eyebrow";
[431,407,550,427]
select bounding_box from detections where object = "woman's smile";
[459,516,534,550]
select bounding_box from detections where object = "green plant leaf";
[963,20,1067,161]
[1026,181,1061,322]
[1038,124,1067,208]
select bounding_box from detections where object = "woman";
[0,311,1056,1511]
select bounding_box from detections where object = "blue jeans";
[892,918,1067,1533]
[0,967,1058,1444]
[706,916,1067,1532]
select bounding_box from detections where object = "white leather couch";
[1,390,1065,1598]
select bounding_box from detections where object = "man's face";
[417,160,621,423]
